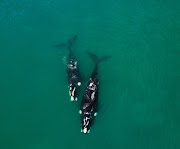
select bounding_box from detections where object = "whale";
[79,52,110,133]
[54,35,82,101]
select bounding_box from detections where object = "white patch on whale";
[68,62,77,69]
[79,110,82,114]
[77,82,81,86]
[83,128,87,133]
[91,92,95,100]
[72,87,76,96]
[70,96,74,101]
[94,113,97,116]
[85,117,89,120]
[74,61,77,66]
[83,119,86,125]
[88,82,96,91]
[89,82,93,86]
[69,84,73,96]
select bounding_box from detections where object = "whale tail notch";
[54,35,77,51]
[87,52,110,64]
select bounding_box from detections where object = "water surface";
[0,0,180,149]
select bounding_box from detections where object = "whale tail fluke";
[54,35,77,51]
[88,52,110,64]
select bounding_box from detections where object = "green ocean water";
[0,0,180,148]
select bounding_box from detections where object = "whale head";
[69,82,81,101]
[81,113,91,133]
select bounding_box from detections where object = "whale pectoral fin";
[94,112,97,116]
[79,110,82,114]
[77,82,81,86]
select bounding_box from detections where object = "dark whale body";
[80,52,110,133]
[55,35,82,101]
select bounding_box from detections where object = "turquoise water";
[0,0,180,149]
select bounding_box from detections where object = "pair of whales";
[55,35,110,134]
